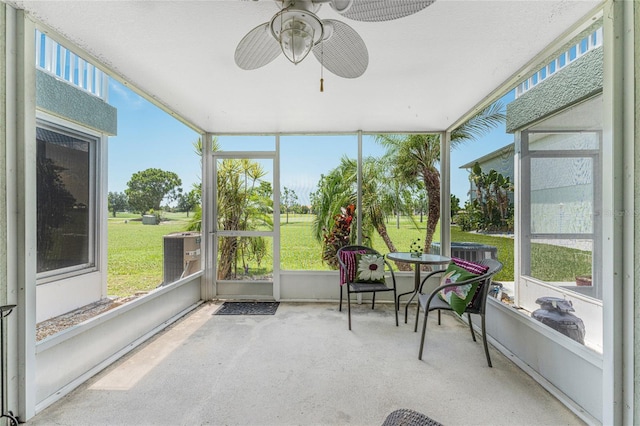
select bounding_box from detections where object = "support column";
[602,1,627,424]
[630,1,640,424]
[357,131,363,245]
[440,131,451,256]
[202,132,215,301]
[13,9,36,421]
[0,5,13,423]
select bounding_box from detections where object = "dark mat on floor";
[214,301,280,315]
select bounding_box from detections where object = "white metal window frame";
[519,129,603,301]
[35,112,102,284]
[34,29,108,100]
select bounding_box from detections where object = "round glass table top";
[385,252,451,265]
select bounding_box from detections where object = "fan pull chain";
[320,38,324,92]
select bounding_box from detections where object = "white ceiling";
[12,0,603,134]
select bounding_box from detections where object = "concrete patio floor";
[28,301,585,425]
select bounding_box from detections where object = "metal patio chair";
[337,245,399,330]
[414,258,503,367]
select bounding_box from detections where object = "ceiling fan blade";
[234,22,282,70]
[312,20,368,79]
[330,0,436,22]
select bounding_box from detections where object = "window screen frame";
[520,129,603,300]
[35,119,99,283]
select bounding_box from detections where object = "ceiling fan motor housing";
[270,1,324,63]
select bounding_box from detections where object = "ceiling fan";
[234,0,436,79]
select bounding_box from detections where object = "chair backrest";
[336,245,381,285]
[466,258,503,315]
[337,245,380,257]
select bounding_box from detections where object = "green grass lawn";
[108,212,589,297]
[280,217,326,271]
[108,213,190,297]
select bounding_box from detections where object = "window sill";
[487,297,603,367]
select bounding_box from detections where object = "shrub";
[321,204,355,269]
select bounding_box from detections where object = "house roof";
[459,142,514,169]
[10,0,604,134]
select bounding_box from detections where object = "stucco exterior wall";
[36,70,116,136]
[507,47,604,133]
[476,149,515,182]
[485,157,513,179]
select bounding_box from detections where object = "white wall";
[486,299,602,423]
[36,272,104,323]
[279,270,425,302]
[35,274,202,413]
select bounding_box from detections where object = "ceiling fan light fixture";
[280,18,315,63]
[271,8,323,65]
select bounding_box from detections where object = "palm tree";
[360,158,409,258]
[313,156,412,271]
[185,137,220,232]
[215,158,272,279]
[375,102,505,253]
[311,161,355,245]
[187,138,272,279]
[469,162,514,231]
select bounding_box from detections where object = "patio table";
[386,252,451,323]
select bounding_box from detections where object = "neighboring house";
[34,30,117,322]
[462,27,603,206]
[459,142,515,203]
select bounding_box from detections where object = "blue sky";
[108,81,201,196]
[108,80,514,205]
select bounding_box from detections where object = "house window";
[524,139,600,295]
[36,124,97,278]
[518,95,603,352]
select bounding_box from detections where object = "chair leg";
[339,285,343,312]
[393,290,399,326]
[468,313,476,342]
[437,310,441,325]
[414,303,420,332]
[371,292,376,309]
[404,291,419,324]
[418,310,430,360]
[481,314,492,368]
[347,290,352,330]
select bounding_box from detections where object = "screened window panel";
[528,132,599,151]
[216,236,273,282]
[37,126,94,274]
[529,238,593,283]
[530,157,594,234]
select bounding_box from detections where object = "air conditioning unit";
[430,242,497,262]
[162,232,201,285]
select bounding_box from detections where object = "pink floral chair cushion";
[338,249,367,286]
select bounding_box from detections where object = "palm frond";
[452,101,505,144]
